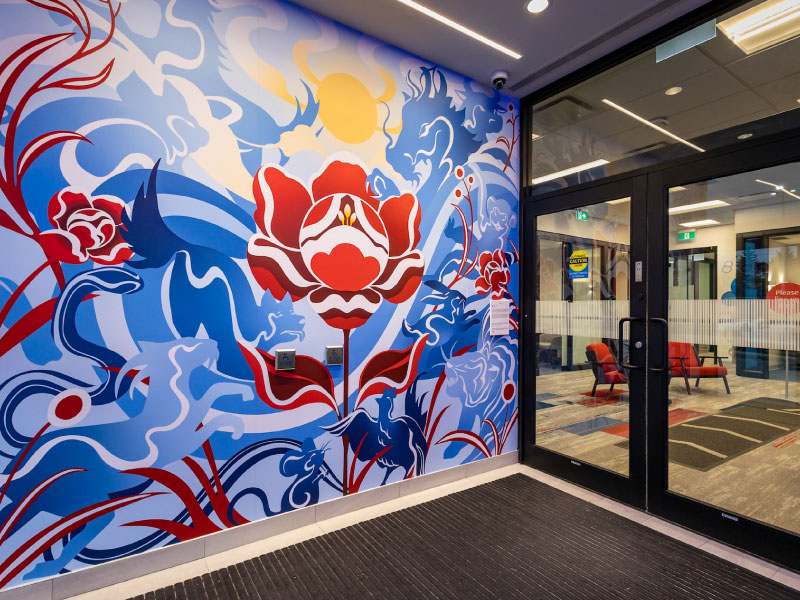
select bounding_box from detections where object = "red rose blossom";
[475,249,512,299]
[247,158,425,330]
[39,189,132,265]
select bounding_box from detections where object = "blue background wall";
[0,0,518,588]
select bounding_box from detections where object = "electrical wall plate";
[275,349,296,371]
[326,345,344,366]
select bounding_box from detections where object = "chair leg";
[723,376,730,394]
[591,380,598,397]
[683,372,691,395]
[609,383,615,394]
[695,377,700,388]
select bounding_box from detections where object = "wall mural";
[0,0,519,589]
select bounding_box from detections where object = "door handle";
[618,317,644,370]
[649,317,669,372]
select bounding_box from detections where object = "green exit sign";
[576,209,588,221]
[678,230,696,241]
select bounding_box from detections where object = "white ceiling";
[290,0,715,97]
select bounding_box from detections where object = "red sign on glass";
[767,282,800,313]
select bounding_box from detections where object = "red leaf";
[239,343,339,417]
[351,445,393,494]
[0,491,155,588]
[0,298,57,360]
[356,334,428,408]
[435,430,492,458]
[17,131,91,180]
[42,59,114,91]
[482,419,500,455]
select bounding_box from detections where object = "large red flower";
[247,158,424,329]
[475,249,511,299]
[39,189,132,265]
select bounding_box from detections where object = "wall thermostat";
[275,349,296,371]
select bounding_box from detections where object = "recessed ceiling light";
[602,98,705,152]
[397,0,522,59]
[755,178,800,200]
[680,219,720,227]
[669,200,730,214]
[526,0,549,13]
[665,86,683,96]
[738,133,753,139]
[531,159,609,185]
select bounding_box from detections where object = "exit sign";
[576,209,588,221]
[678,230,696,241]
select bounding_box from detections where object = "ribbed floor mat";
[130,474,799,599]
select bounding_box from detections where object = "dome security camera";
[491,70,509,90]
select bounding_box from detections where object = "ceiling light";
[756,178,800,200]
[680,219,720,227]
[738,133,753,139]
[397,0,522,59]
[607,198,630,205]
[671,186,688,191]
[718,0,800,55]
[531,159,609,185]
[531,133,541,140]
[602,99,705,152]
[665,86,683,96]
[526,0,549,13]
[669,200,730,214]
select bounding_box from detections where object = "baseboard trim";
[0,452,519,600]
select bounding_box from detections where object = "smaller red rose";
[39,189,133,265]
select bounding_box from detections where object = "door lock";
[634,341,643,349]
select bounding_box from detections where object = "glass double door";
[523,144,800,570]
[523,176,648,507]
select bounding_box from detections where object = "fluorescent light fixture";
[671,185,688,191]
[669,200,730,214]
[756,178,800,200]
[526,0,549,13]
[607,198,630,205]
[718,0,800,54]
[397,0,522,59]
[738,133,753,139]
[531,159,609,185]
[602,99,705,153]
[665,86,683,95]
[531,133,541,141]
[680,219,720,227]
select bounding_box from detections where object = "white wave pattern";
[11,343,200,479]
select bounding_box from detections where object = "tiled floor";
[535,368,800,535]
[63,463,800,599]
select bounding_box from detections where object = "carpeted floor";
[129,474,799,599]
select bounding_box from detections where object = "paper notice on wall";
[490,299,511,336]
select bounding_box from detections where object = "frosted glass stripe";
[536,299,800,350]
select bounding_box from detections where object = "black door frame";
[645,133,800,572]
[521,129,800,571]
[521,175,648,509]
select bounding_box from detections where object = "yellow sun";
[317,73,378,145]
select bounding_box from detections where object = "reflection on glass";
[535,198,630,476]
[667,162,800,535]
[527,1,800,193]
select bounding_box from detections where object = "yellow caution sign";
[568,250,589,279]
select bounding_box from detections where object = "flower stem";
[342,328,350,496]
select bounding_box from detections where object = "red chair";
[585,343,627,397]
[668,342,730,395]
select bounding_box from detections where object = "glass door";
[647,148,800,571]
[523,177,647,507]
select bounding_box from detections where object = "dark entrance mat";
[667,398,800,470]
[130,474,798,600]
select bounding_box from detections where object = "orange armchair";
[668,342,730,395]
[585,343,627,397]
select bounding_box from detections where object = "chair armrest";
[698,355,728,359]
